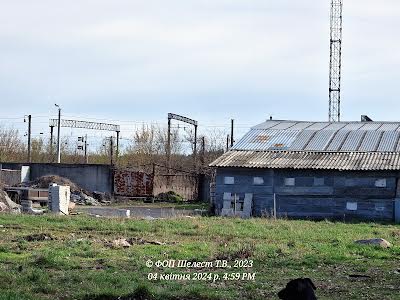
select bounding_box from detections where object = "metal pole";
[27,115,31,163]
[116,130,120,164]
[110,136,114,166]
[201,136,205,167]
[230,119,234,147]
[194,124,198,171]
[50,126,54,162]
[84,134,88,164]
[56,108,61,163]
[167,117,171,170]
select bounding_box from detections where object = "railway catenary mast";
[329,0,343,122]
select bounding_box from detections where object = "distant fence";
[113,169,154,197]
[113,165,204,201]
[153,173,199,201]
[0,169,21,186]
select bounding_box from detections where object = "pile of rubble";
[0,182,21,214]
[21,175,111,206]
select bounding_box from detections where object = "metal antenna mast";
[329,0,343,122]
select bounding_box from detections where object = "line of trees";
[0,125,227,173]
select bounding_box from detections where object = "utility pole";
[329,0,344,122]
[116,130,120,165]
[110,136,114,166]
[49,125,54,162]
[84,134,88,164]
[167,117,171,171]
[55,104,61,163]
[27,115,31,163]
[230,119,234,147]
[194,124,198,171]
[201,136,205,168]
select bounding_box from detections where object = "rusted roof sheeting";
[210,150,400,171]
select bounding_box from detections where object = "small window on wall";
[375,179,387,188]
[314,177,325,186]
[346,202,358,211]
[224,176,235,185]
[253,177,264,185]
[284,178,295,186]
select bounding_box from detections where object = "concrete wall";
[0,168,21,186]
[0,163,112,193]
[215,168,398,222]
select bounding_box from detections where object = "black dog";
[278,278,317,300]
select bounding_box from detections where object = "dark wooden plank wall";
[215,168,397,221]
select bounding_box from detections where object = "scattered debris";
[112,238,131,248]
[20,175,103,207]
[109,237,166,248]
[21,175,83,193]
[21,200,45,215]
[0,202,8,212]
[71,191,100,206]
[0,190,21,214]
[156,191,184,202]
[127,237,165,246]
[348,274,372,279]
[355,238,392,248]
[69,201,76,211]
[93,191,112,204]
[23,233,54,242]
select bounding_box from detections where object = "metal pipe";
[27,115,31,163]
[56,107,61,163]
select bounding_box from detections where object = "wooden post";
[273,193,277,220]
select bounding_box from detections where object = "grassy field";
[0,215,399,300]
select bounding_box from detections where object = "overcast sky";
[1,0,400,143]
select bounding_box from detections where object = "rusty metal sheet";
[114,169,154,197]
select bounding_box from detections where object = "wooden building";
[210,120,400,222]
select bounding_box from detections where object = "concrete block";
[49,185,70,215]
[21,166,30,183]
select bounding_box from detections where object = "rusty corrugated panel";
[114,169,153,197]
[232,129,300,151]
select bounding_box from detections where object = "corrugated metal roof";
[358,131,383,151]
[304,130,336,151]
[288,130,317,150]
[269,122,298,130]
[377,131,400,152]
[210,150,400,171]
[325,130,350,151]
[232,129,300,151]
[234,120,400,153]
[340,131,366,151]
